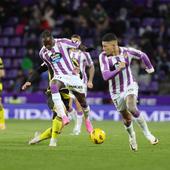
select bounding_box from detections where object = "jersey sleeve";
[84,52,93,66]
[99,53,110,73]
[127,47,154,69]
[58,38,81,49]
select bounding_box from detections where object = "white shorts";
[69,81,87,99]
[51,74,85,94]
[110,82,138,112]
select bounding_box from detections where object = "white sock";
[52,92,66,118]
[124,123,135,138]
[68,108,77,121]
[74,114,83,132]
[134,114,153,140]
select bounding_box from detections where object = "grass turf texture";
[0,120,169,170]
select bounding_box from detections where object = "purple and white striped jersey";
[39,38,80,76]
[99,46,154,94]
[70,50,94,84]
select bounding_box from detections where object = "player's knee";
[128,106,140,118]
[79,100,88,108]
[127,103,137,114]
[123,118,132,127]
[82,105,90,113]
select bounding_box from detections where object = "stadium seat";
[3,27,15,36]
[4,48,16,57]
[10,37,22,47]
[0,37,9,47]
[0,48,4,56]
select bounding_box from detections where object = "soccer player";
[38,30,93,146]
[69,34,95,135]
[0,57,5,130]
[99,33,158,151]
[22,63,71,145]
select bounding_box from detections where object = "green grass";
[0,120,169,170]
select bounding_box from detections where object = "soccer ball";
[90,128,106,144]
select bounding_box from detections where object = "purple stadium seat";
[4,17,18,26]
[142,18,155,27]
[3,27,15,36]
[3,59,11,68]
[4,48,16,57]
[0,37,9,47]
[0,48,4,56]
[17,48,26,56]
[10,37,21,47]
[6,69,18,78]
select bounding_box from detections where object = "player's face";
[42,37,54,50]
[102,40,119,56]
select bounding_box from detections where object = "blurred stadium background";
[1,1,170,170]
[0,0,170,121]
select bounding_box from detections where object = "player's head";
[102,33,119,56]
[41,30,54,50]
[71,34,81,44]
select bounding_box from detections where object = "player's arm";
[87,64,95,88]
[99,53,125,81]
[22,63,48,90]
[85,52,95,88]
[58,38,81,49]
[128,47,154,74]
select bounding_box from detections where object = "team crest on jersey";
[50,52,62,63]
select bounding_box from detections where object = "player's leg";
[38,93,58,143]
[71,98,83,135]
[72,90,93,133]
[126,94,158,144]
[50,79,69,125]
[71,84,87,135]
[0,95,5,130]
[49,115,62,146]
[29,92,58,145]
[67,97,77,120]
[112,94,137,151]
[120,110,138,151]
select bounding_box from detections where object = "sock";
[51,117,62,139]
[82,106,90,119]
[0,108,5,127]
[52,92,67,118]
[74,112,83,132]
[134,113,153,139]
[68,108,77,121]
[40,127,52,141]
[124,122,135,138]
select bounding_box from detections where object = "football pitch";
[0,120,169,170]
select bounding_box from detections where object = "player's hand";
[87,81,93,89]
[21,82,32,90]
[118,62,126,70]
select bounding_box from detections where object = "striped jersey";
[39,38,80,76]
[99,46,154,94]
[70,50,93,84]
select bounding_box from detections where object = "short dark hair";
[41,30,53,39]
[102,33,117,42]
[71,34,81,40]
